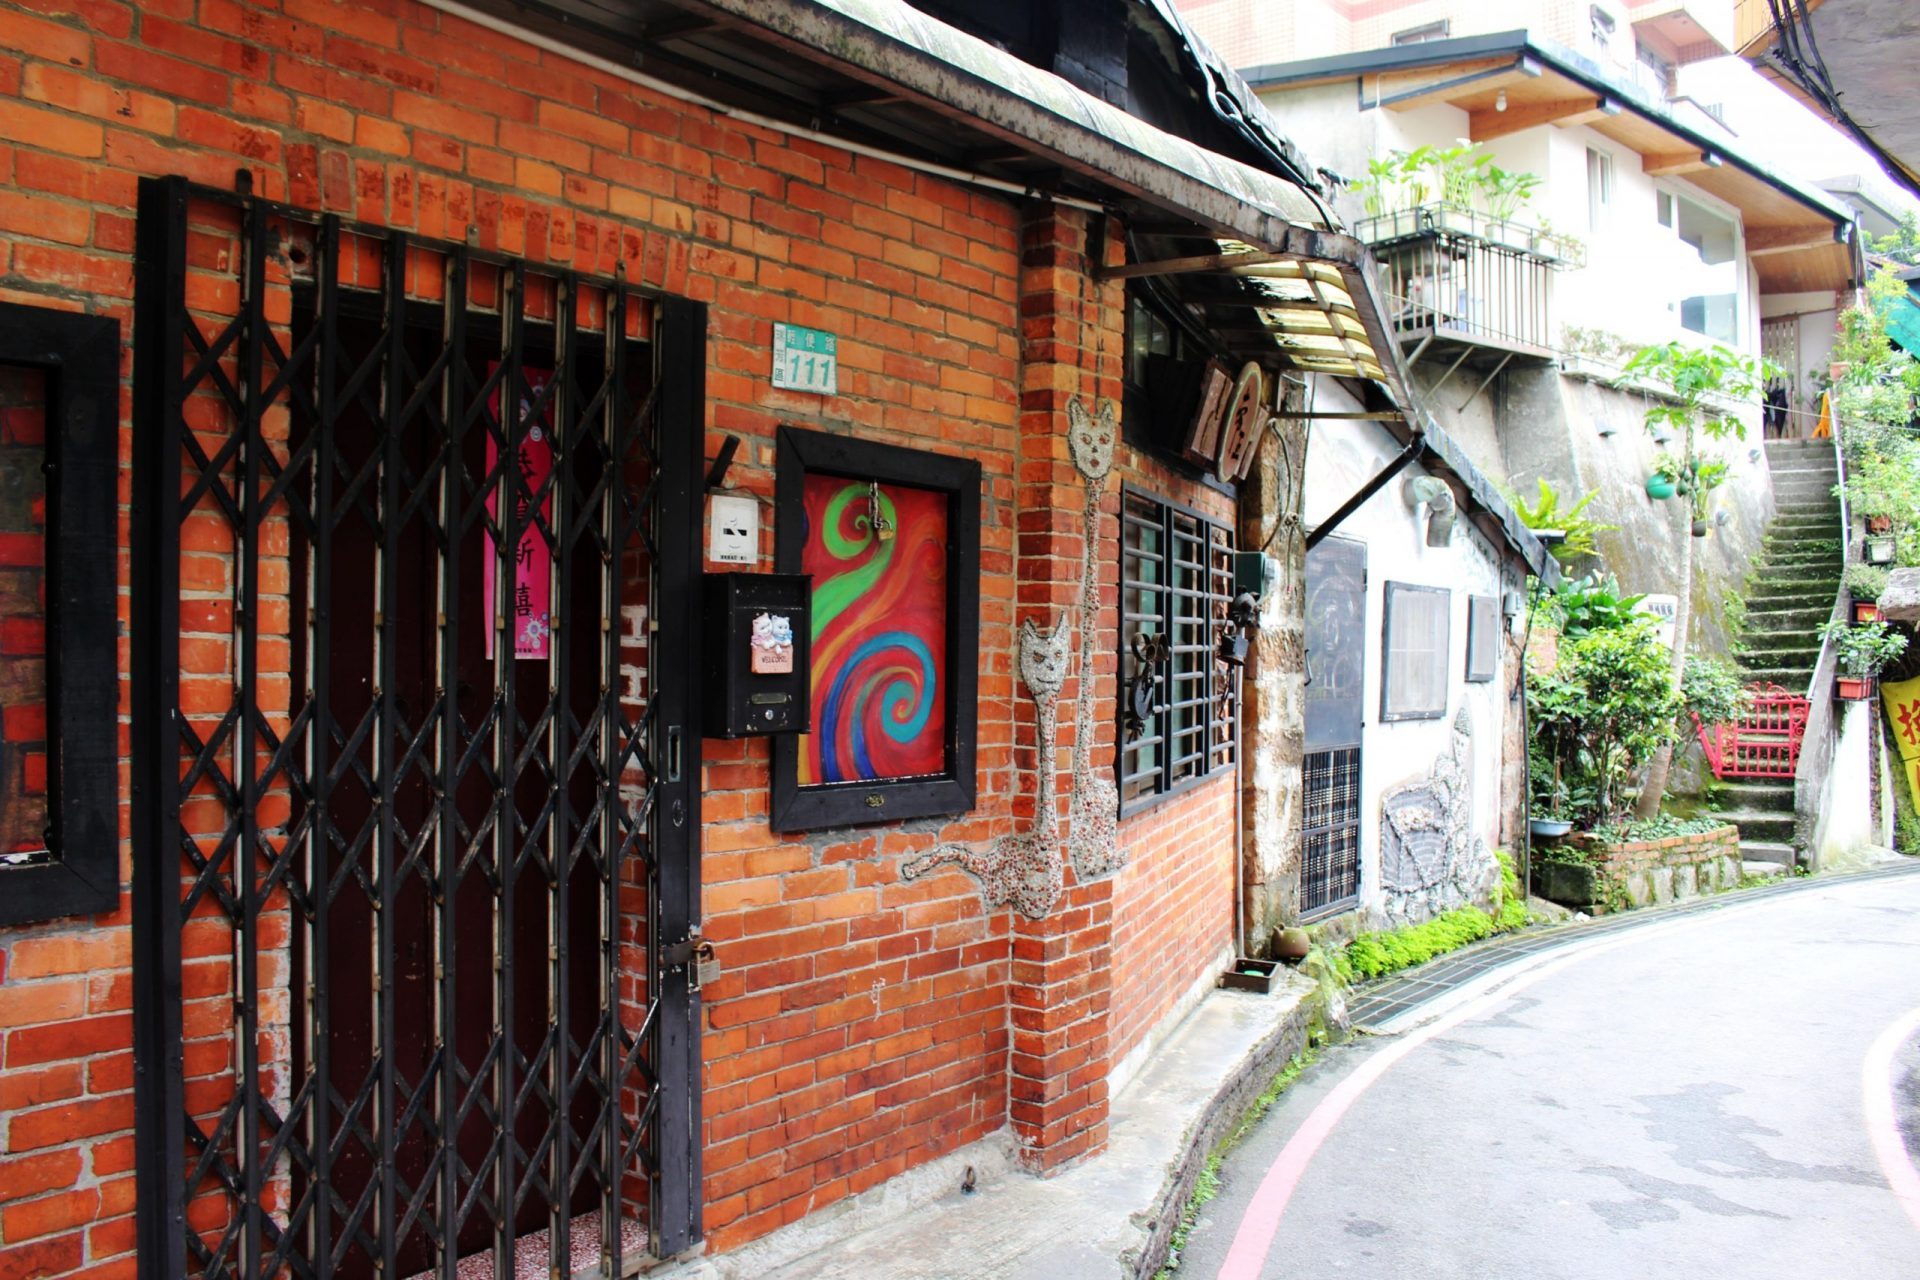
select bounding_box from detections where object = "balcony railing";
[1355,204,1582,357]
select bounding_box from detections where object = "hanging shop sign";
[772,322,838,395]
[485,364,554,660]
[1882,673,1920,810]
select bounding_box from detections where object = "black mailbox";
[702,573,812,738]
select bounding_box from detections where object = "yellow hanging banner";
[1880,674,1920,809]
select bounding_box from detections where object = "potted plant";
[1688,457,1729,537]
[1820,618,1908,700]
[1845,563,1890,624]
[1866,531,1898,564]
[1646,452,1681,500]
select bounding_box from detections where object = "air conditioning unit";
[1638,593,1679,649]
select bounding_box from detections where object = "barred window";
[1381,581,1451,722]
[1118,487,1236,813]
[1302,748,1362,916]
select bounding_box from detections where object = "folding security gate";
[130,176,704,1279]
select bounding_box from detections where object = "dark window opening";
[1118,486,1236,813]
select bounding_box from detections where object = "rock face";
[1880,567,1920,624]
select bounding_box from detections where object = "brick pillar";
[1007,203,1123,1172]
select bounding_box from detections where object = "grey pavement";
[1174,866,1920,1279]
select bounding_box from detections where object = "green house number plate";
[772,323,837,395]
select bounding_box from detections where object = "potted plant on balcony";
[1820,618,1908,700]
[1845,563,1889,624]
[1482,164,1540,249]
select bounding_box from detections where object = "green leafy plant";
[1528,618,1682,826]
[1681,654,1752,728]
[1423,143,1490,209]
[1481,164,1540,221]
[1614,341,1774,818]
[1508,477,1615,564]
[1818,618,1909,677]
[1545,573,1646,638]
[1586,814,1728,844]
[1844,563,1890,601]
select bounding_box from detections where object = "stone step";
[1717,780,1796,810]
[1743,671,1815,691]
[1740,859,1791,880]
[1712,809,1797,842]
[1740,840,1797,867]
[1745,607,1833,630]
[1737,644,1822,665]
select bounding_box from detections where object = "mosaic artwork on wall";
[904,614,1067,918]
[798,472,949,785]
[771,427,980,832]
[1379,707,1499,925]
[0,365,48,857]
[1065,398,1122,880]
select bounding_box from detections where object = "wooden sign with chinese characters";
[485,365,554,660]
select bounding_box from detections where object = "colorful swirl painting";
[798,474,948,784]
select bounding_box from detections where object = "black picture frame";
[1380,581,1450,723]
[1465,594,1499,683]
[0,304,120,925]
[770,426,981,831]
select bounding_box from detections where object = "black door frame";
[130,175,705,1278]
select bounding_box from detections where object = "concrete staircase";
[1713,439,1844,867]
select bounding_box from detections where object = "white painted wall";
[1302,377,1524,922]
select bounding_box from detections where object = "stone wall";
[1546,823,1743,911]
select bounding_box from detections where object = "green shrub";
[1339,852,1529,982]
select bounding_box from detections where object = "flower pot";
[1691,519,1709,538]
[1645,475,1678,500]
[1219,957,1280,993]
[1274,927,1311,961]
[1835,674,1876,701]
[1855,601,1882,624]
[1529,817,1574,840]
[1866,534,1897,565]
[1866,514,1894,534]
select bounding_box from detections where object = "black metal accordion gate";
[130,176,705,1279]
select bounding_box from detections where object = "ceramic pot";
[1691,519,1708,538]
[1855,601,1882,624]
[1866,534,1896,565]
[1645,475,1677,500]
[1274,927,1311,961]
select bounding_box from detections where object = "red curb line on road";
[1862,1006,1920,1235]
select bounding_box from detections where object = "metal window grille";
[1301,747,1362,915]
[130,176,704,1280]
[1118,487,1235,812]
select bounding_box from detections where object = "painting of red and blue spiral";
[799,473,948,784]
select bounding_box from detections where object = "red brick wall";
[1105,450,1238,1078]
[0,0,1243,1267]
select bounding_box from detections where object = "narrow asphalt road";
[1176,868,1920,1280]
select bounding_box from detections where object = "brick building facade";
[0,0,1518,1274]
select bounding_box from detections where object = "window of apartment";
[1586,147,1614,231]
[1666,192,1741,344]
[1590,5,1616,54]
[1126,293,1177,390]
[1391,20,1450,45]
[1303,536,1366,917]
[1635,39,1674,94]
[1118,487,1236,812]
[1381,582,1450,722]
